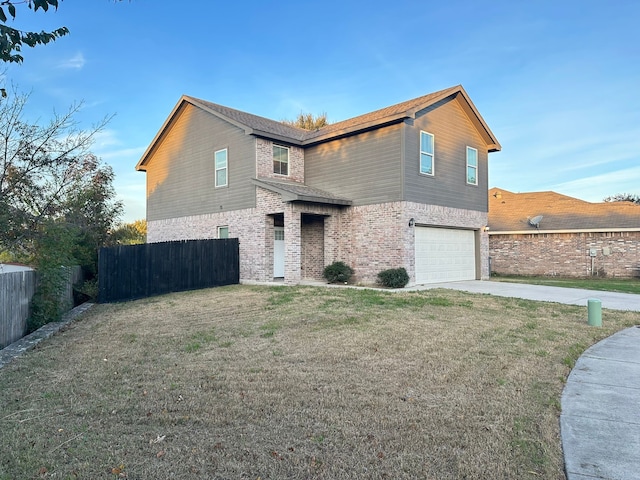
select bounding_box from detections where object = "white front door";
[273,227,285,277]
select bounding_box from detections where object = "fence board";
[0,270,37,349]
[98,239,239,303]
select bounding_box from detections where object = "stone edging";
[0,302,94,370]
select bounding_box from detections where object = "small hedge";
[323,261,354,284]
[377,267,409,288]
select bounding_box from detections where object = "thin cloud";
[551,166,640,202]
[58,52,86,70]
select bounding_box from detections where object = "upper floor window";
[420,131,434,175]
[215,148,228,187]
[218,226,229,239]
[273,144,289,176]
[466,147,478,185]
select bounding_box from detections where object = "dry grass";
[1,285,638,479]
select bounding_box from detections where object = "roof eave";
[451,87,502,152]
[252,179,352,206]
[252,130,304,146]
[488,227,640,235]
[293,196,352,206]
[136,96,191,171]
[301,114,408,146]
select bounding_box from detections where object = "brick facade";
[489,231,640,278]
[256,138,304,183]
[148,194,490,285]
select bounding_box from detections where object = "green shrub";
[323,261,354,284]
[377,267,409,288]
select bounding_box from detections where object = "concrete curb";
[0,302,94,370]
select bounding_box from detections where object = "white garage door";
[415,227,477,284]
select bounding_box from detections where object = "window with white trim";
[420,131,434,175]
[273,144,289,176]
[215,148,228,187]
[218,226,229,239]
[466,146,478,185]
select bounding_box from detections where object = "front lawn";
[491,274,640,294]
[1,285,638,479]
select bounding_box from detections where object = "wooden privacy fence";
[98,239,240,303]
[0,270,36,349]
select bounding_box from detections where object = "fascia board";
[488,228,640,235]
[136,96,190,171]
[300,114,408,146]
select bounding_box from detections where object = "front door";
[273,227,285,277]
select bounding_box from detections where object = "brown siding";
[404,97,488,212]
[145,104,256,221]
[490,231,640,278]
[304,123,403,205]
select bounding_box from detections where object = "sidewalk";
[561,326,640,480]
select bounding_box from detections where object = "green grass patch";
[563,342,589,368]
[184,329,218,353]
[492,274,640,294]
[260,319,281,338]
[267,287,299,306]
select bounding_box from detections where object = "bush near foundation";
[377,267,409,288]
[323,261,354,284]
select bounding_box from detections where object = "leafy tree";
[61,155,123,275]
[0,0,128,80]
[0,0,69,66]
[0,87,112,260]
[111,219,146,245]
[603,193,640,204]
[282,112,329,130]
[0,87,119,324]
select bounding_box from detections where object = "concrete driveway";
[408,280,640,312]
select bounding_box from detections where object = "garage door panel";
[415,227,476,284]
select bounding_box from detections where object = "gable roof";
[136,85,500,171]
[488,187,640,233]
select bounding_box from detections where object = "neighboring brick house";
[488,188,640,278]
[136,85,501,285]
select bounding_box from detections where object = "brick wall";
[339,201,488,284]
[256,138,304,183]
[489,231,640,278]
[148,195,490,285]
[403,202,489,282]
[301,216,325,279]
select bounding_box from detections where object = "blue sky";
[5,0,639,222]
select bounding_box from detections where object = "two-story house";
[136,85,501,285]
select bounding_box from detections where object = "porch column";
[284,204,302,285]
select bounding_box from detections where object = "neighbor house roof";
[252,178,352,206]
[136,85,500,171]
[488,187,640,233]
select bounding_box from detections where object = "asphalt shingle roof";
[138,85,500,170]
[184,85,472,145]
[252,178,352,206]
[183,96,310,142]
[488,188,640,232]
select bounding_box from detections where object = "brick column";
[284,205,302,285]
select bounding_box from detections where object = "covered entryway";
[415,226,477,284]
